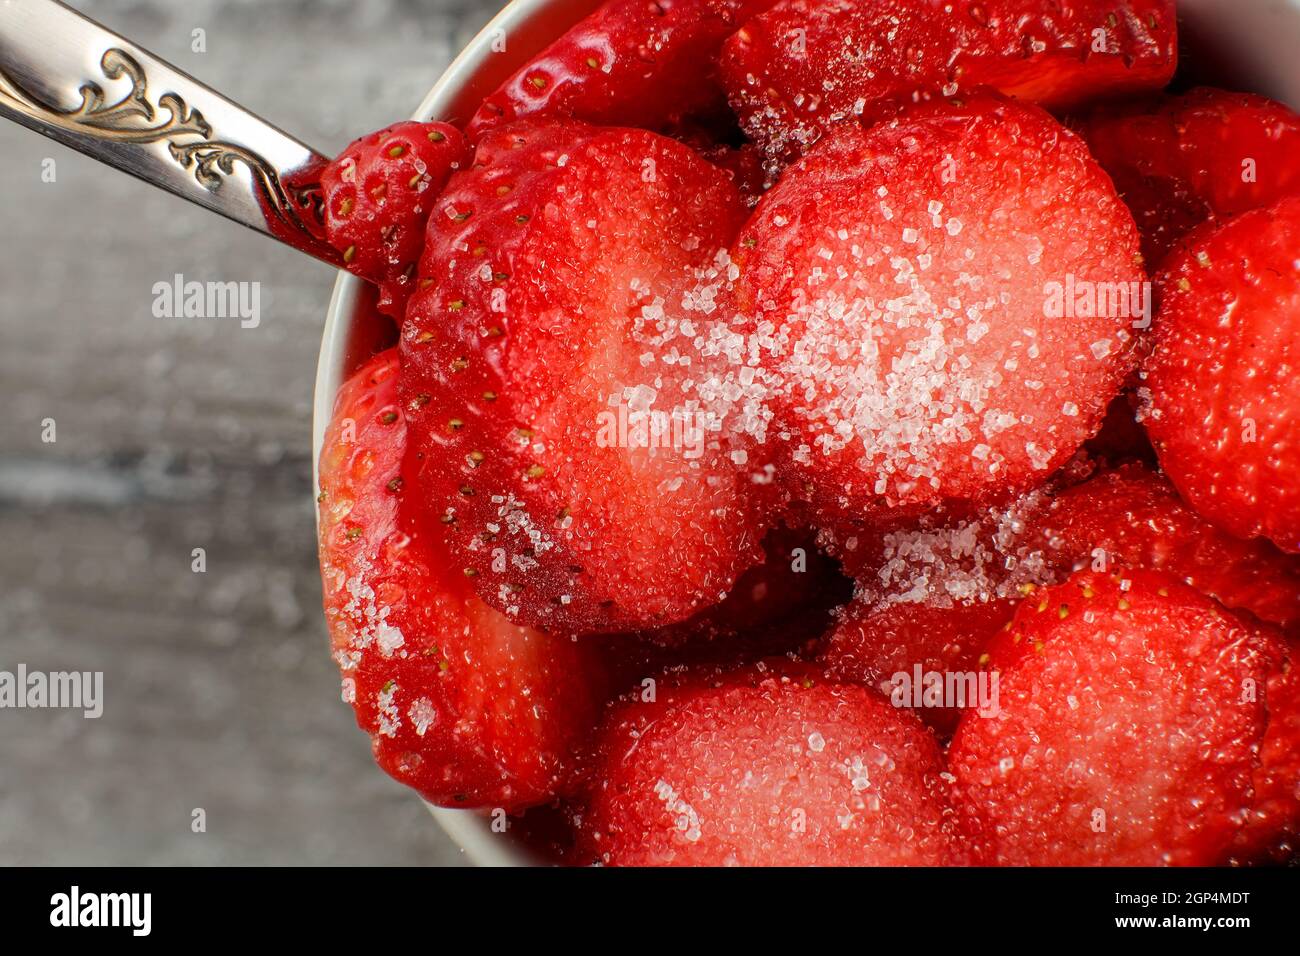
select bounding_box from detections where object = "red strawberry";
[1081,88,1300,265]
[318,350,609,810]
[400,120,764,633]
[720,0,1176,166]
[466,0,776,141]
[1035,463,1300,631]
[320,121,468,317]
[824,598,1018,736]
[948,570,1286,866]
[578,666,964,865]
[732,95,1144,525]
[819,487,1058,734]
[1233,647,1300,863]
[1142,195,1300,553]
[608,523,853,682]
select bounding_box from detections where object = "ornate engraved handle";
[0,0,341,267]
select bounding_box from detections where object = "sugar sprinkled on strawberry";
[579,665,964,865]
[949,569,1287,865]
[318,350,609,810]
[401,120,766,632]
[720,0,1176,168]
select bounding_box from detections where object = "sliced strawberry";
[1142,195,1300,553]
[720,0,1176,166]
[1081,88,1300,265]
[733,96,1144,525]
[820,487,1058,734]
[318,350,608,810]
[948,570,1286,866]
[320,122,468,318]
[578,666,963,865]
[1233,645,1300,863]
[466,0,777,141]
[1035,463,1300,631]
[607,522,852,683]
[400,120,763,632]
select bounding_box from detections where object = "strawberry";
[1034,463,1300,632]
[720,0,1176,166]
[578,666,963,865]
[948,570,1287,866]
[320,121,468,318]
[608,523,853,683]
[732,95,1144,525]
[400,120,764,633]
[465,0,776,141]
[1142,195,1300,554]
[1233,647,1300,863]
[1080,88,1300,265]
[819,487,1058,734]
[317,350,609,810]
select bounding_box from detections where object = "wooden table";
[0,0,505,865]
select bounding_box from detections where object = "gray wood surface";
[0,0,507,865]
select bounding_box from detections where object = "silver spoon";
[0,0,344,268]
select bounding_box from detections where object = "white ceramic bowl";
[313,0,1300,866]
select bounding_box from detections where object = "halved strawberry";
[608,522,852,683]
[320,121,468,317]
[1142,195,1300,554]
[1232,646,1300,863]
[1034,463,1300,631]
[820,488,1058,734]
[720,0,1176,166]
[318,350,609,810]
[1081,88,1300,265]
[578,666,964,865]
[466,0,777,141]
[948,570,1286,866]
[733,95,1144,525]
[400,120,764,633]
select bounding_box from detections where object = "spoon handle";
[0,0,342,267]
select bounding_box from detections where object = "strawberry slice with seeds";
[466,0,777,142]
[1142,195,1300,554]
[1034,463,1300,631]
[578,666,964,865]
[321,121,468,318]
[1081,88,1300,265]
[401,120,763,633]
[607,523,853,684]
[720,0,1176,167]
[820,487,1058,734]
[318,350,609,809]
[733,95,1144,525]
[949,569,1287,865]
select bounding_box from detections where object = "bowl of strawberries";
[312,0,1300,866]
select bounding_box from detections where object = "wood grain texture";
[0,0,509,865]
